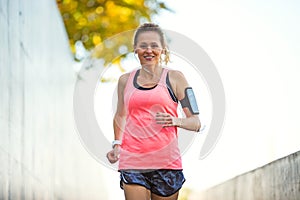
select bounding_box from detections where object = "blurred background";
[1,0,299,199]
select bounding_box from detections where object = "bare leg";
[123,183,151,200]
[151,191,179,200]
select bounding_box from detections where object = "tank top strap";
[159,68,168,85]
[124,69,138,94]
[128,69,138,85]
[129,69,138,82]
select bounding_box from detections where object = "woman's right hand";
[106,145,120,164]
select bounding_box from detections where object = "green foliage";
[56,0,171,63]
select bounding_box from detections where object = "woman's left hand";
[155,112,181,127]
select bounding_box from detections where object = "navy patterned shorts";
[120,169,186,197]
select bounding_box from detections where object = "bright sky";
[95,0,300,198]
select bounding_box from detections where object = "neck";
[141,64,162,79]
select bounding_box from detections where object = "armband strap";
[180,87,200,115]
[112,140,122,148]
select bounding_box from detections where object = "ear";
[133,45,137,54]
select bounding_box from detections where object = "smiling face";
[134,31,164,66]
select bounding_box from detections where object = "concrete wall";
[198,150,300,200]
[0,0,108,199]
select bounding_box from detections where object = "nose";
[145,47,153,52]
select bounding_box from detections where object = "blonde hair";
[133,23,170,65]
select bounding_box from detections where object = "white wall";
[197,151,300,200]
[0,0,109,199]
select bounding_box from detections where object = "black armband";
[180,87,199,115]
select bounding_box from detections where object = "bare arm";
[156,70,201,132]
[113,73,128,141]
[107,73,129,163]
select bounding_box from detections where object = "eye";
[151,44,159,49]
[139,44,148,49]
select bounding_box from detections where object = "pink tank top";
[118,68,182,170]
